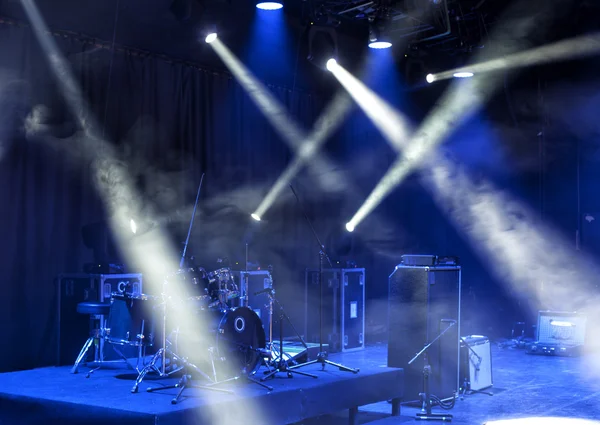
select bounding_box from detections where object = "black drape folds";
[0,20,328,372]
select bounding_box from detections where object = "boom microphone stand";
[408,320,456,422]
[288,184,358,374]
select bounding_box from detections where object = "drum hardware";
[130,279,220,393]
[261,290,317,381]
[200,306,273,391]
[72,296,154,377]
[287,184,359,375]
[244,242,249,307]
[131,174,221,394]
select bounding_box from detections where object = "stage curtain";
[0,18,326,372]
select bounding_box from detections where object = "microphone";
[254,287,274,296]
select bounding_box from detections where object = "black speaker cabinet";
[388,265,461,401]
[305,268,365,353]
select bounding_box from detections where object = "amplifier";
[460,335,492,392]
[388,265,461,401]
[57,273,143,366]
[305,268,365,353]
[400,255,438,266]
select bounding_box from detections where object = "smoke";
[0,79,31,159]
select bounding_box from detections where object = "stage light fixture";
[129,219,137,234]
[307,25,338,70]
[256,2,283,10]
[369,41,392,49]
[426,74,435,83]
[205,33,218,43]
[251,213,261,221]
[345,222,355,232]
[368,15,392,49]
[326,58,337,71]
[453,71,474,78]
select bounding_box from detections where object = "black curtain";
[0,20,331,372]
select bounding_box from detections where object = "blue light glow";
[369,41,392,49]
[256,2,283,10]
[453,71,474,78]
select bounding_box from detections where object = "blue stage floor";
[1,343,599,425]
[0,346,402,425]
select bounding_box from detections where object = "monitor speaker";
[388,265,461,401]
[460,335,493,392]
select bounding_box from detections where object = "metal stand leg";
[262,306,318,381]
[147,374,233,405]
[207,374,274,392]
[391,398,401,416]
[71,337,94,374]
[349,406,359,425]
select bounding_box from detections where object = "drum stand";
[146,354,233,404]
[131,295,223,394]
[205,346,274,392]
[262,293,317,381]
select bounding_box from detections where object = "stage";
[0,346,402,425]
[1,343,600,425]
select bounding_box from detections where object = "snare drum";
[105,293,157,347]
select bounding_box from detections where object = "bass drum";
[188,307,266,380]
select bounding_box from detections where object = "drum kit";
[119,262,275,399]
[76,176,357,403]
[83,174,309,402]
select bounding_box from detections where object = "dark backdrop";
[2,11,599,372]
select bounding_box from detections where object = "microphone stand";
[261,290,318,381]
[287,184,359,374]
[408,321,456,422]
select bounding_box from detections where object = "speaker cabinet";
[460,335,492,392]
[388,265,461,401]
[305,269,365,353]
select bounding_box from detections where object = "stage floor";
[301,343,600,425]
[0,347,402,425]
[2,343,599,425]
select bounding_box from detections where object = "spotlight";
[345,222,355,232]
[369,41,392,49]
[205,33,217,43]
[326,58,337,71]
[251,213,261,222]
[307,25,338,70]
[426,74,435,83]
[368,16,392,49]
[453,71,474,78]
[130,219,137,234]
[256,2,283,10]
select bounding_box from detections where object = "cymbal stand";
[288,184,359,374]
[262,291,317,381]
